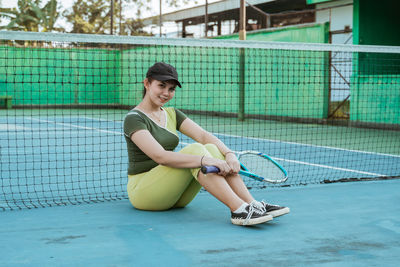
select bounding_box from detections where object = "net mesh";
[1,32,400,211]
[238,153,286,181]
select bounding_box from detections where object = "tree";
[63,0,110,34]
[123,18,152,36]
[119,0,198,36]
[0,0,199,35]
[63,0,152,35]
[65,0,198,35]
[0,0,63,32]
[41,0,62,31]
[0,1,2,25]
[118,0,152,36]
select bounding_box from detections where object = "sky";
[1,0,221,35]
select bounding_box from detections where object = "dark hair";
[143,77,154,98]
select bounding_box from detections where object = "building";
[142,0,316,38]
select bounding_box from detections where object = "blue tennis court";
[1,116,400,266]
[1,179,399,266]
[1,115,400,211]
[0,116,400,201]
[1,30,400,266]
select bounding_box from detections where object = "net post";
[238,0,246,121]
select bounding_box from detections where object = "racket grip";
[200,166,220,174]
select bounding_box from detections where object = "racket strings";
[239,154,286,180]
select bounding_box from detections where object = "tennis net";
[1,31,399,211]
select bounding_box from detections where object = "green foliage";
[1,0,198,35]
[0,0,63,32]
[63,0,110,34]
[122,18,153,36]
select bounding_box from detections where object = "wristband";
[200,155,205,167]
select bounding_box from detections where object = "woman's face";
[144,78,177,106]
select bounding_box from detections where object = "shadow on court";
[1,180,400,266]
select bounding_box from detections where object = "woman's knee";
[179,143,209,156]
[204,143,225,159]
[179,143,224,159]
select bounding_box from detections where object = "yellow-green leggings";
[127,143,224,211]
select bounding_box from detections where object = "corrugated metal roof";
[142,0,276,26]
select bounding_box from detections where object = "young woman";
[123,62,289,226]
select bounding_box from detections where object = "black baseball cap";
[146,62,182,88]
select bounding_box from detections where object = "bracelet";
[200,155,205,167]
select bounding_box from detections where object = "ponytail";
[142,77,154,99]
[142,87,146,98]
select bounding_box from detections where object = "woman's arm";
[179,118,231,154]
[179,118,240,173]
[130,129,232,174]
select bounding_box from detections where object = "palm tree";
[41,0,63,32]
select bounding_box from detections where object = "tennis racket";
[201,150,288,183]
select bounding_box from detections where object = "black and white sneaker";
[231,204,273,226]
[259,201,290,218]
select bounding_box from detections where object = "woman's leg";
[127,143,209,210]
[195,144,272,225]
[196,172,245,211]
[203,144,255,205]
[128,143,255,212]
[172,178,202,208]
[201,144,289,220]
[127,165,194,211]
[173,143,244,210]
[224,175,255,203]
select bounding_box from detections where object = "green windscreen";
[0,32,399,211]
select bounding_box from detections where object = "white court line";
[180,141,388,177]
[80,116,123,122]
[26,117,400,159]
[272,157,387,177]
[0,131,111,135]
[27,117,123,136]
[214,132,400,159]
[23,118,393,177]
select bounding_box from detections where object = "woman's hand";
[225,153,240,175]
[202,154,240,177]
[201,157,233,177]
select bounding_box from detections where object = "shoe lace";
[251,200,266,213]
[244,204,257,225]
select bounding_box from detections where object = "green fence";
[0,46,120,106]
[351,74,400,124]
[118,45,329,119]
[0,39,399,125]
[213,23,329,43]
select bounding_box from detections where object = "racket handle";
[200,166,220,174]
